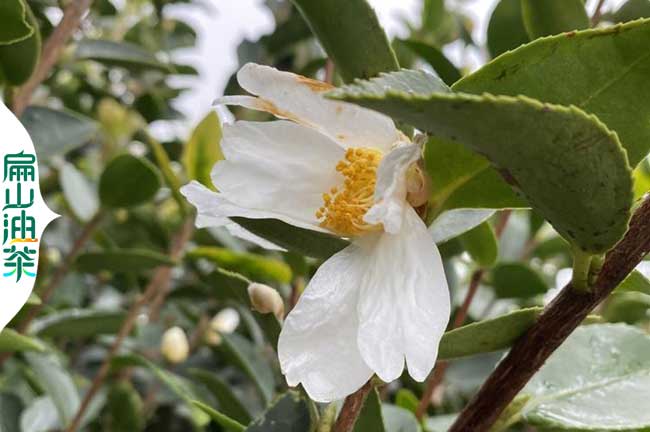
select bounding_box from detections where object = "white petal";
[356,207,450,382]
[278,245,373,402]
[224,223,286,251]
[212,120,346,231]
[429,209,496,244]
[364,144,420,234]
[180,181,325,232]
[225,63,399,151]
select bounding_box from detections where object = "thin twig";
[591,0,607,26]
[64,219,194,432]
[12,0,93,116]
[333,380,373,432]
[325,59,335,84]
[449,196,650,431]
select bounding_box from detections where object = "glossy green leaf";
[106,382,144,432]
[188,246,292,284]
[59,162,99,222]
[521,0,589,39]
[291,0,399,82]
[30,309,126,338]
[613,0,650,22]
[0,393,22,432]
[75,39,170,72]
[183,112,223,189]
[21,107,98,162]
[395,389,419,415]
[491,262,548,299]
[602,291,650,323]
[99,154,161,208]
[520,324,650,430]
[233,218,348,260]
[634,158,650,198]
[0,0,33,44]
[438,307,543,360]
[455,19,650,167]
[0,328,44,352]
[616,268,650,294]
[25,353,80,426]
[245,391,310,432]
[76,248,175,273]
[192,401,246,432]
[219,333,276,405]
[0,2,40,85]
[459,222,498,267]
[396,39,461,85]
[354,389,385,432]
[330,70,632,253]
[487,0,530,57]
[189,369,252,424]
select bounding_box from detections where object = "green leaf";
[30,309,127,338]
[395,389,419,415]
[189,369,252,424]
[602,291,650,323]
[245,391,310,432]
[206,270,282,347]
[459,222,498,267]
[0,0,33,44]
[291,0,399,82]
[21,107,98,162]
[520,324,650,430]
[0,328,44,352]
[192,400,246,432]
[75,39,170,72]
[106,382,144,432]
[188,246,292,284]
[183,112,223,189]
[454,19,650,167]
[354,389,385,432]
[24,353,80,426]
[330,69,633,253]
[232,218,348,260]
[486,0,530,58]
[395,39,461,85]
[99,154,161,208]
[429,209,495,244]
[616,269,650,294]
[521,0,589,39]
[491,263,548,299]
[0,2,40,85]
[59,162,99,222]
[613,0,650,22]
[438,307,542,360]
[20,397,58,432]
[76,248,175,273]
[0,393,23,432]
[382,404,421,432]
[424,138,525,213]
[425,414,458,432]
[219,333,276,405]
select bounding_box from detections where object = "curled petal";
[217,63,399,151]
[364,144,421,234]
[356,207,450,382]
[278,244,373,402]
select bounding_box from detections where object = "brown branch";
[12,0,93,116]
[591,0,607,26]
[64,219,194,432]
[325,59,335,84]
[333,380,373,432]
[450,196,650,431]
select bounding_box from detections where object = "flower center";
[316,147,384,237]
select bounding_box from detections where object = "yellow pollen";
[317,147,384,236]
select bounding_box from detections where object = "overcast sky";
[160,0,625,138]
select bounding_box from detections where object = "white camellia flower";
[181,63,450,402]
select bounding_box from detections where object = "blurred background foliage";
[0,0,649,431]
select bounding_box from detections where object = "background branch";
[450,196,650,431]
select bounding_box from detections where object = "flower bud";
[204,308,240,346]
[160,326,189,364]
[248,283,284,319]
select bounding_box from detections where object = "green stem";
[571,246,593,292]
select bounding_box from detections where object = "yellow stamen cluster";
[316,147,384,236]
